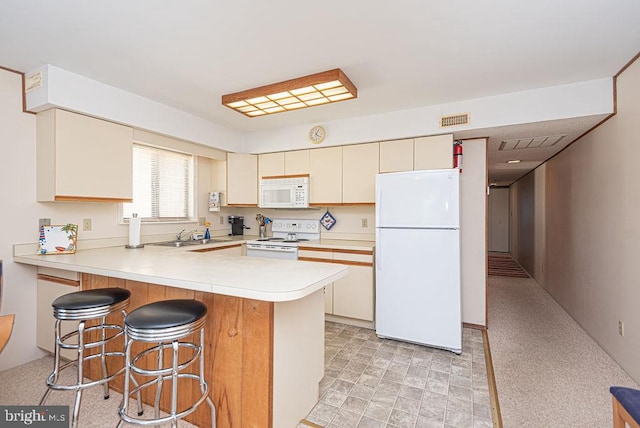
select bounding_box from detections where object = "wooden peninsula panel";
[81,273,274,428]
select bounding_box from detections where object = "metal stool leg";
[40,319,62,406]
[71,320,86,428]
[154,343,164,420]
[117,335,144,428]
[171,340,179,428]
[199,328,216,427]
[100,315,110,399]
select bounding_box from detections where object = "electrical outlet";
[82,218,92,231]
[219,216,224,225]
[199,217,206,226]
[38,218,51,229]
[361,218,368,228]
[619,320,624,336]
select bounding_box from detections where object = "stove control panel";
[271,219,319,233]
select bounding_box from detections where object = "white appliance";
[246,218,320,260]
[375,168,462,354]
[259,177,309,209]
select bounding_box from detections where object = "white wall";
[0,68,225,369]
[0,70,43,369]
[510,55,640,383]
[26,65,243,153]
[459,139,488,326]
[243,78,613,153]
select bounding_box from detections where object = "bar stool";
[40,287,142,428]
[118,299,216,427]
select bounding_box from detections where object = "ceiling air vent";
[440,113,470,128]
[499,134,566,151]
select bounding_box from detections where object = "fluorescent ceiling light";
[507,160,521,164]
[222,68,357,117]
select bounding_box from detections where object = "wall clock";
[308,125,326,144]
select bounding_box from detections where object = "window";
[122,144,195,222]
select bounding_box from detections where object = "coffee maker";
[228,215,245,236]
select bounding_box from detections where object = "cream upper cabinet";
[284,150,310,175]
[309,147,342,205]
[414,134,453,170]
[36,109,133,202]
[258,152,285,178]
[379,139,414,173]
[342,142,379,204]
[210,158,227,206]
[227,153,258,205]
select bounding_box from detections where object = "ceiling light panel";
[222,68,358,117]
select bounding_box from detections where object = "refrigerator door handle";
[376,232,382,271]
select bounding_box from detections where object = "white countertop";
[14,244,348,303]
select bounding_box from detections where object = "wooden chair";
[611,386,640,428]
[0,314,15,353]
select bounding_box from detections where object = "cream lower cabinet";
[332,251,374,321]
[36,268,81,360]
[36,108,133,202]
[298,248,334,313]
[298,247,374,321]
[227,153,258,206]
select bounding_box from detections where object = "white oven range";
[246,219,320,260]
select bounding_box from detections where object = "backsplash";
[206,206,375,241]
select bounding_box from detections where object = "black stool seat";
[126,300,207,330]
[53,288,131,310]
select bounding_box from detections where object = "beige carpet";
[0,355,195,427]
[488,275,639,427]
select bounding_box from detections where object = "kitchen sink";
[149,238,231,247]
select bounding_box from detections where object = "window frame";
[120,143,198,224]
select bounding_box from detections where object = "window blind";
[123,144,194,221]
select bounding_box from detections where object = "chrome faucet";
[176,229,186,241]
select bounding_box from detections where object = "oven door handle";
[247,245,297,253]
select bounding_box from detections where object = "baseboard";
[464,322,486,330]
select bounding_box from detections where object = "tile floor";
[302,322,492,428]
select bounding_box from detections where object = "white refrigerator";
[375,168,461,354]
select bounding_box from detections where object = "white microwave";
[259,177,309,208]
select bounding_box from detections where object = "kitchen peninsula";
[14,243,348,428]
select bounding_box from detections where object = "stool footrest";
[58,324,124,350]
[130,342,200,377]
[120,377,210,426]
[46,361,126,392]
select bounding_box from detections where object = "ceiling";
[1,1,639,185]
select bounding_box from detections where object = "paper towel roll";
[128,214,141,247]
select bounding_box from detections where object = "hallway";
[487,274,639,426]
